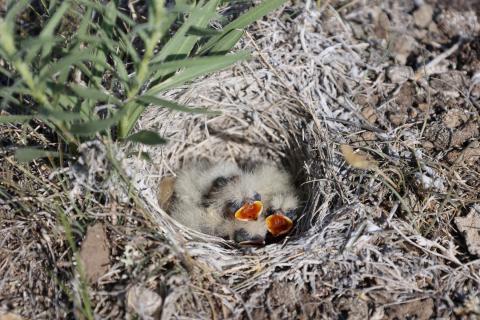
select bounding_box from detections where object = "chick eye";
[285,209,297,220]
[225,201,241,217]
[266,208,275,216]
[253,192,261,201]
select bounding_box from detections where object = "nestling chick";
[163,161,299,245]
[168,161,242,237]
[240,164,299,237]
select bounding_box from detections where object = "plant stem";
[118,0,167,138]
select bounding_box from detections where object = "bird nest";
[115,2,479,319]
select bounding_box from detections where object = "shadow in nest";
[162,110,337,247]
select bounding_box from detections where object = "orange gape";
[234,201,263,221]
[266,214,293,236]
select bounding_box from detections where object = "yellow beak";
[265,214,293,236]
[234,201,263,221]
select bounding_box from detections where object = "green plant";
[0,0,287,160]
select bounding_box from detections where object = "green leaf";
[39,51,105,80]
[39,1,71,59]
[186,26,221,36]
[200,0,287,54]
[77,6,93,37]
[70,108,127,136]
[41,1,70,37]
[117,29,140,63]
[78,33,117,53]
[125,130,167,145]
[147,52,248,94]
[208,29,244,54]
[0,115,33,123]
[104,1,118,26]
[70,84,122,105]
[93,49,108,73]
[149,50,249,74]
[138,95,220,115]
[112,54,129,84]
[0,0,30,56]
[15,148,60,162]
[151,0,220,64]
[38,108,84,121]
[21,36,61,62]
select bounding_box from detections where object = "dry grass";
[2,1,480,319]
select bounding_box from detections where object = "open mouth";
[265,214,293,236]
[234,201,263,221]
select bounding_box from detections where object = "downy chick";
[167,161,299,245]
[203,163,299,243]
[243,164,299,237]
[169,161,242,237]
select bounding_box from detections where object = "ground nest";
[2,1,480,319]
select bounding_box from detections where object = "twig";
[415,41,462,80]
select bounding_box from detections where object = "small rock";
[450,121,479,147]
[430,71,469,98]
[361,131,376,141]
[426,120,478,150]
[424,122,451,149]
[396,82,415,108]
[446,141,480,165]
[470,72,480,99]
[455,207,480,256]
[127,285,163,320]
[391,35,416,65]
[442,108,468,129]
[413,5,433,28]
[388,113,407,126]
[385,298,434,320]
[0,313,24,320]
[413,28,428,40]
[79,223,110,284]
[374,11,390,39]
[428,21,440,34]
[417,102,431,112]
[436,9,480,38]
[386,66,414,83]
[361,106,378,124]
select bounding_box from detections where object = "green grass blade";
[69,84,122,105]
[0,115,33,123]
[149,50,248,74]
[137,95,220,115]
[146,52,248,95]
[15,148,60,162]
[38,108,85,122]
[112,54,129,84]
[208,29,244,54]
[117,29,140,63]
[70,108,127,136]
[40,1,71,37]
[23,36,61,63]
[39,51,105,80]
[151,0,220,64]
[125,130,167,145]
[39,1,70,58]
[0,0,30,56]
[186,26,222,36]
[199,0,286,54]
